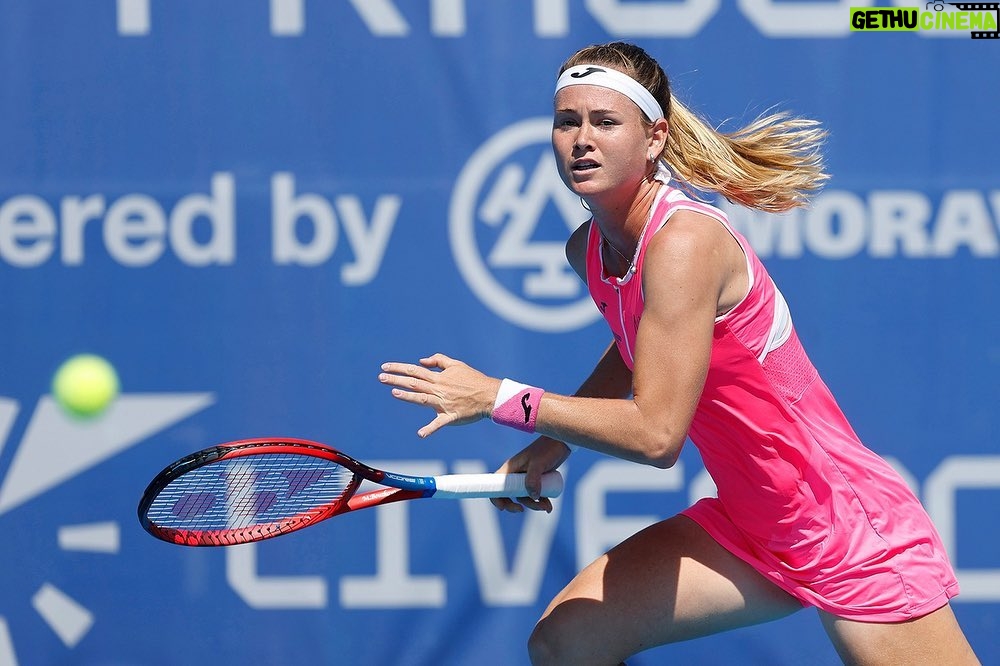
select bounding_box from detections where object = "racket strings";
[146,454,356,532]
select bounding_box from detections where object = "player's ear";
[650,118,669,155]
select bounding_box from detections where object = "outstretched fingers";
[381,361,437,385]
[380,363,439,423]
[379,354,499,437]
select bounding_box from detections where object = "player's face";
[552,85,653,204]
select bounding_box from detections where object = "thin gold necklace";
[600,228,634,268]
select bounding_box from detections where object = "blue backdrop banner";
[0,2,997,664]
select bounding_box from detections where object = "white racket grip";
[432,471,564,499]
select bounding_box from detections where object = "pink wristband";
[491,379,544,433]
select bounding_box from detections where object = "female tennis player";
[379,42,979,665]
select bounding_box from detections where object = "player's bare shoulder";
[645,209,732,271]
[643,208,745,311]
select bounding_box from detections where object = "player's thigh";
[529,515,802,664]
[819,604,980,666]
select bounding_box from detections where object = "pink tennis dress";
[585,179,959,622]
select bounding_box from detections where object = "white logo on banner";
[0,393,213,662]
[449,118,597,332]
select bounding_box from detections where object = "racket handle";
[432,471,564,499]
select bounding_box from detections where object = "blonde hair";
[559,42,828,213]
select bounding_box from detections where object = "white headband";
[554,64,664,122]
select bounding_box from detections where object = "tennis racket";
[137,437,564,547]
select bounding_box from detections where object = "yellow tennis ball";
[52,354,120,418]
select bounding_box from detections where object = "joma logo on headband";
[570,66,606,78]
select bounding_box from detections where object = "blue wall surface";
[1,2,997,664]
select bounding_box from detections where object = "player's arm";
[532,210,723,467]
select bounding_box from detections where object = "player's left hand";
[380,353,501,438]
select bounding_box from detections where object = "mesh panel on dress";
[761,330,818,404]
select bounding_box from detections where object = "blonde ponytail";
[664,96,828,213]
